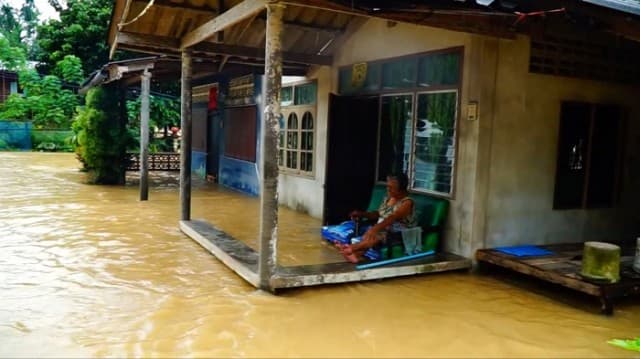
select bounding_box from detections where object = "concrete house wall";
[482,35,640,249]
[210,17,640,258]
[322,18,640,257]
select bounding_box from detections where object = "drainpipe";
[258,0,284,291]
[139,68,151,201]
[180,50,193,221]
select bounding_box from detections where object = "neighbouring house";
[0,69,19,104]
[105,0,640,290]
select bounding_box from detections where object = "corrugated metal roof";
[106,0,640,73]
[582,0,640,16]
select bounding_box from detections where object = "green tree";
[0,0,41,59]
[19,0,40,58]
[0,3,23,50]
[0,54,81,129]
[0,33,26,70]
[36,0,113,75]
[54,54,84,84]
[126,95,180,152]
[72,85,128,184]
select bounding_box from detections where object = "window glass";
[301,112,314,151]
[412,91,457,193]
[339,67,355,94]
[281,86,293,106]
[278,114,285,166]
[301,152,313,172]
[294,83,317,105]
[280,83,316,175]
[382,58,417,90]
[363,63,381,92]
[417,52,460,87]
[377,95,413,182]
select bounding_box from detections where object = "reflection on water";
[0,152,638,357]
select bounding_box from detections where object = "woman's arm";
[349,209,379,222]
[362,199,414,241]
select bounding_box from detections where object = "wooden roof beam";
[137,0,219,14]
[117,31,333,65]
[282,0,516,39]
[253,17,345,35]
[181,0,266,49]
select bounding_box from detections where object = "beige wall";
[280,17,640,257]
[483,35,640,249]
[332,19,482,256]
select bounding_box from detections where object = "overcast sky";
[3,0,59,21]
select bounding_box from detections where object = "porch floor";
[476,242,640,315]
[180,218,471,290]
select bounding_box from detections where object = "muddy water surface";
[1,152,638,358]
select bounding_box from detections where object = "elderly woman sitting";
[337,173,417,263]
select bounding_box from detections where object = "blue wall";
[219,156,260,196]
[218,75,264,196]
[0,121,32,150]
[192,150,207,179]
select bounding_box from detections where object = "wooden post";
[180,50,193,220]
[258,0,284,291]
[139,68,151,201]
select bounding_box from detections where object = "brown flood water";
[0,152,638,358]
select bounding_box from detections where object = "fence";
[126,152,180,171]
[0,121,32,150]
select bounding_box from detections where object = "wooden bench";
[476,242,640,315]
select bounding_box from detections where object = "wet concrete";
[1,152,638,357]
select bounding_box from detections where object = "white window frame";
[375,89,459,198]
[280,106,316,177]
[278,81,317,177]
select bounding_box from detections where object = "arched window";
[278,81,317,176]
[286,113,298,169]
[300,111,314,172]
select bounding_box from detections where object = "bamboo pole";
[180,50,193,220]
[139,68,151,201]
[258,1,284,291]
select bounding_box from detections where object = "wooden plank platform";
[181,219,472,290]
[476,243,640,315]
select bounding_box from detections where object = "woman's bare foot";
[338,245,360,263]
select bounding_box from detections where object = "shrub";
[72,85,129,184]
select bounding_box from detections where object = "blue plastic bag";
[321,221,355,245]
[321,221,371,245]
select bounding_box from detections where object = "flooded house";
[105,0,640,292]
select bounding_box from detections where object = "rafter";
[135,0,219,15]
[282,0,517,39]
[181,0,267,49]
[253,16,345,35]
[117,31,333,65]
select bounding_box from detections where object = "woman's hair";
[388,172,409,191]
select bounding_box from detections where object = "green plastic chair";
[366,184,449,255]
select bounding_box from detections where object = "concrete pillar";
[139,69,151,201]
[180,50,193,221]
[258,1,284,291]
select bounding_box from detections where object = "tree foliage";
[0,0,40,59]
[0,33,27,70]
[0,51,82,129]
[0,3,23,51]
[72,85,129,184]
[126,95,180,152]
[36,0,112,75]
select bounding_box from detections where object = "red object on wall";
[208,87,218,111]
